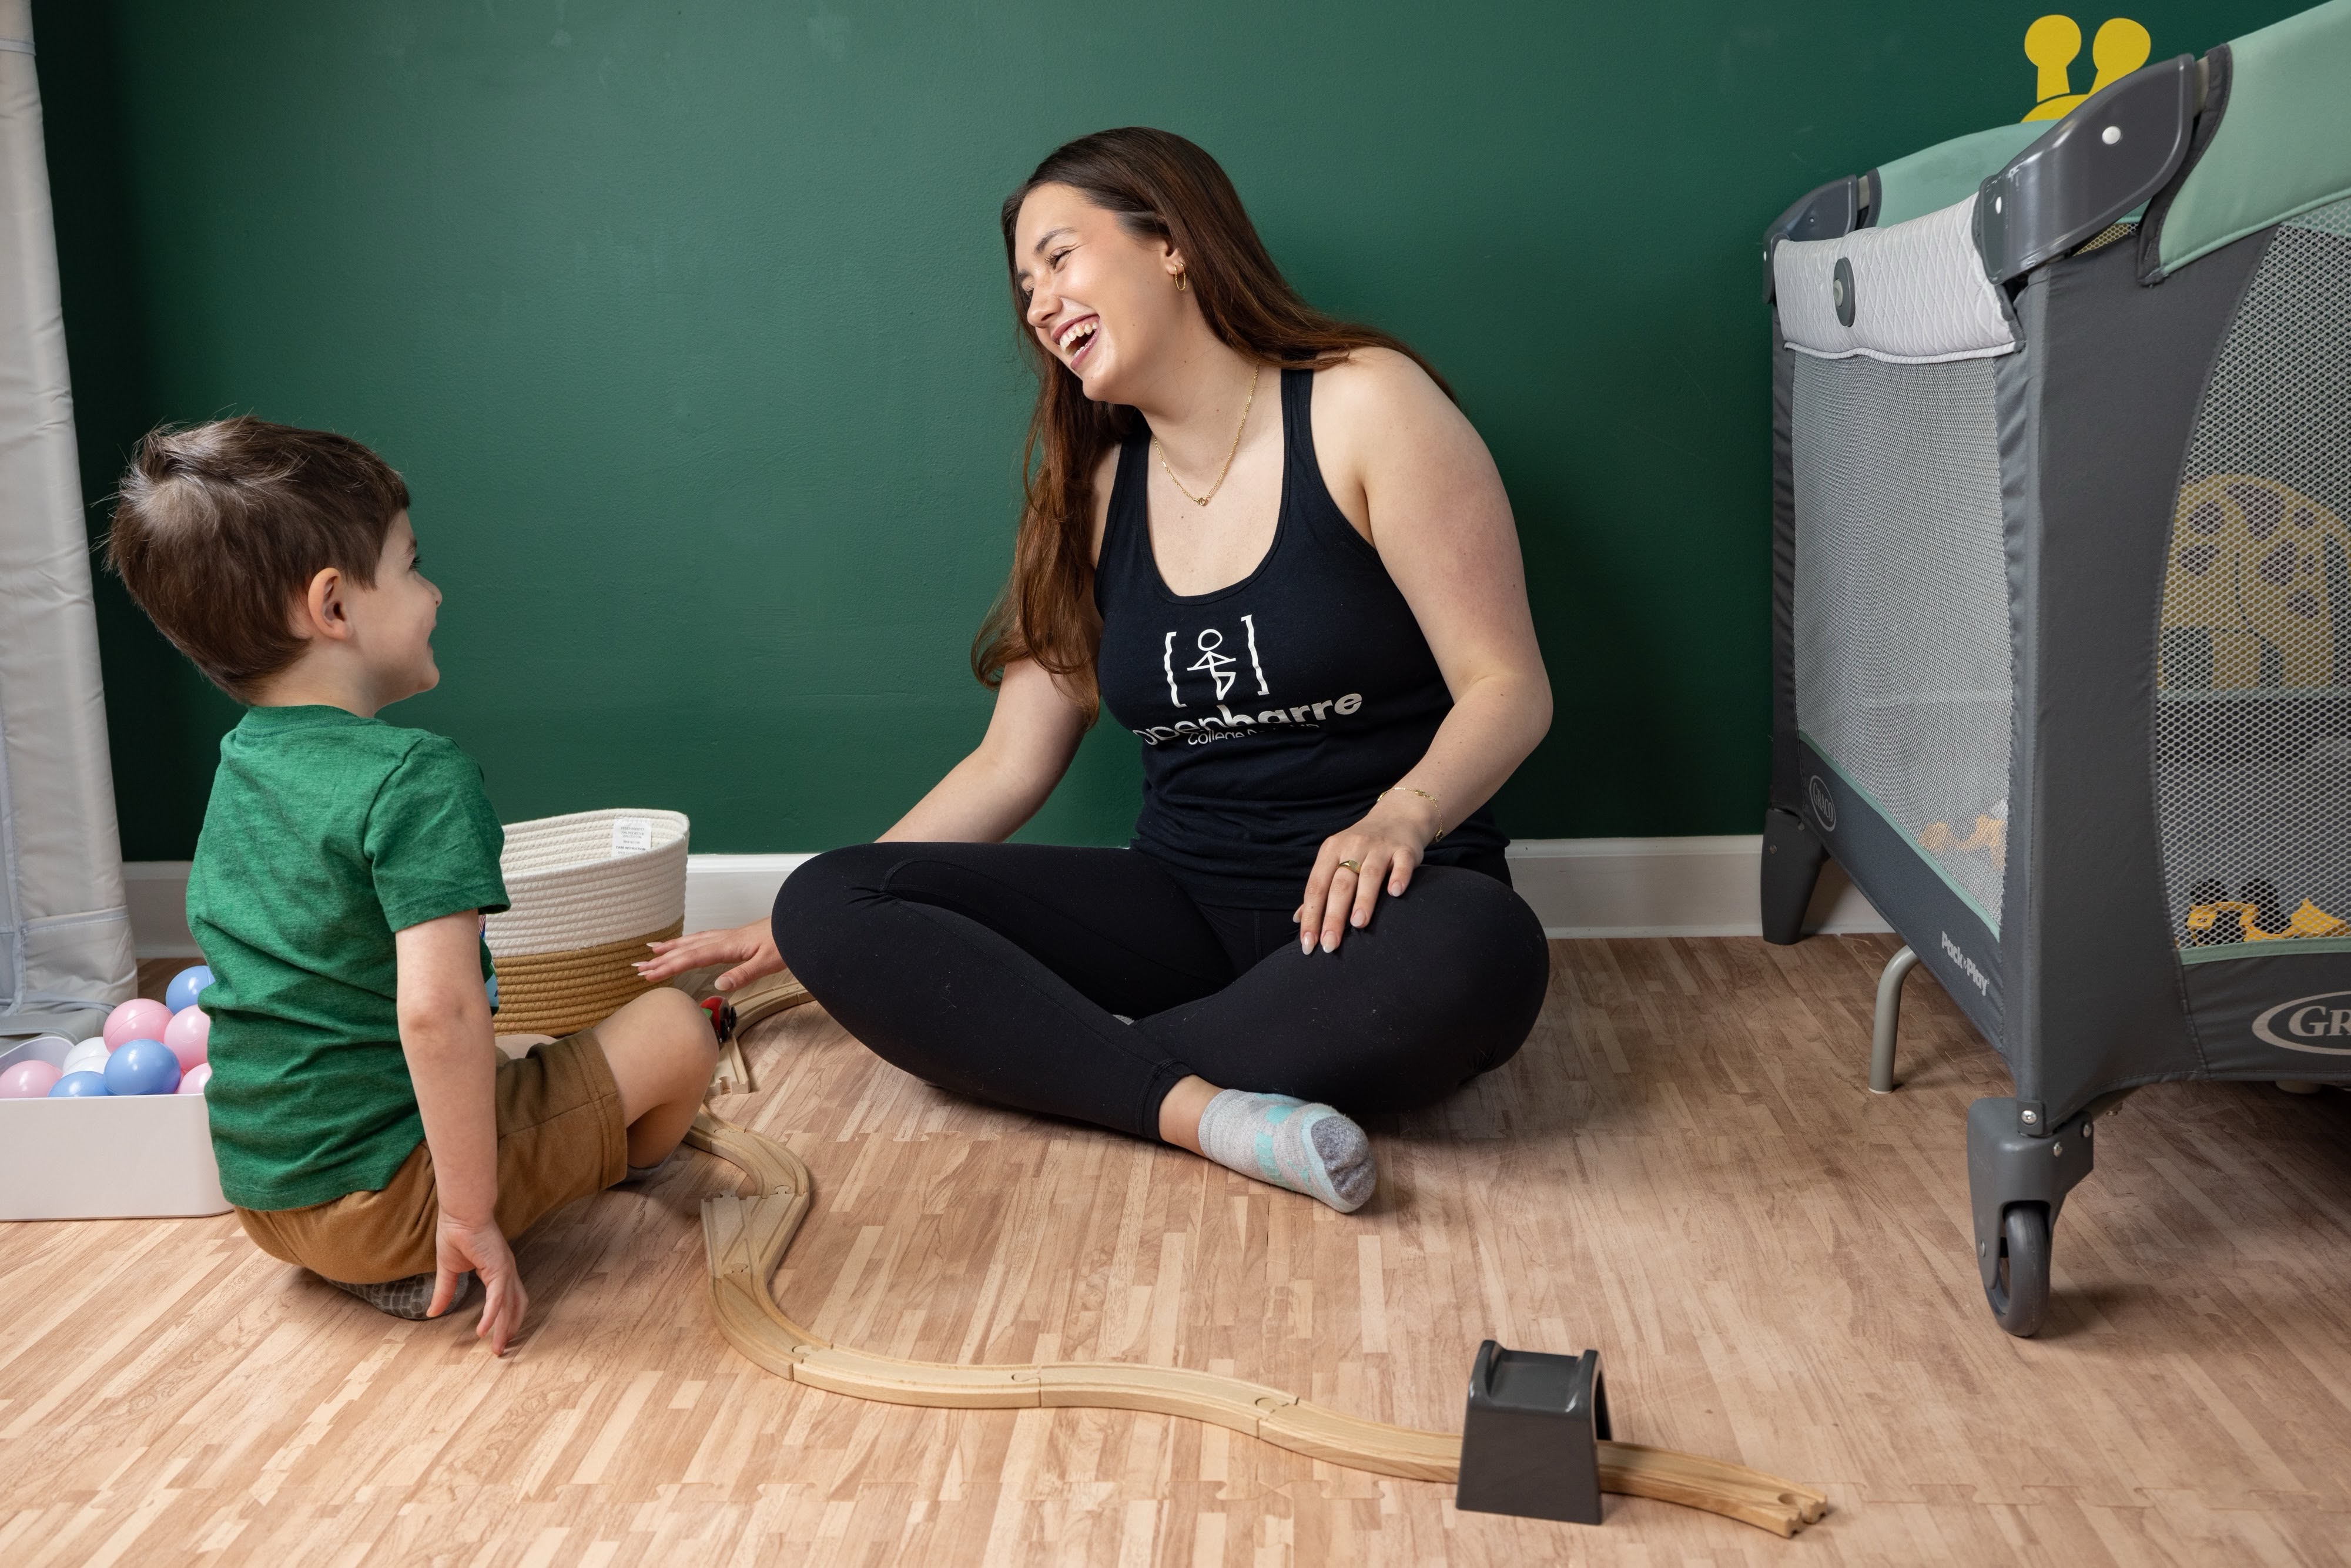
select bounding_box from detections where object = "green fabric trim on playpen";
[2178,936,2351,966]
[1872,123,2044,229]
[2159,0,2351,276]
[1797,733,2002,934]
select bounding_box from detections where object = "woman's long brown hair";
[973,127,1450,721]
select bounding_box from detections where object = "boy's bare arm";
[394,910,528,1355]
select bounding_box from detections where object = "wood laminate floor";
[4,937,2350,1565]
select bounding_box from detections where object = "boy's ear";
[296,565,356,644]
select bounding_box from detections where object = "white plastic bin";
[0,1034,228,1220]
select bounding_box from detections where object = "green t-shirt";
[187,705,508,1211]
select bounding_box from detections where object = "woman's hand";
[635,917,782,993]
[1297,793,1445,953]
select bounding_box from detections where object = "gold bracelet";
[1378,785,1445,842]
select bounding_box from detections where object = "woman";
[641,128,1551,1212]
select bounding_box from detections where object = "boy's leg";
[592,986,722,1167]
[476,990,717,1237]
[236,994,719,1322]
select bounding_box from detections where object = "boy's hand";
[636,918,783,993]
[432,1211,527,1355]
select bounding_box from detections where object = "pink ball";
[103,998,174,1051]
[163,1005,212,1071]
[178,1062,212,1096]
[0,1060,62,1098]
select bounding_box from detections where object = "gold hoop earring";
[1174,270,1188,292]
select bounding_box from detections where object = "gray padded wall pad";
[2015,228,2279,1115]
[1796,736,2005,1050]
[0,5,137,1040]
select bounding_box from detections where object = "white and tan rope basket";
[485,808,689,1037]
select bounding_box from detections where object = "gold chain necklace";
[1153,363,1260,508]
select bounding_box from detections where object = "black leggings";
[771,842,1551,1140]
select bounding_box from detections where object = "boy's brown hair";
[106,417,410,702]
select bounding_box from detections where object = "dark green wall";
[38,0,2300,857]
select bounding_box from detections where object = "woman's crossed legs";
[771,842,1550,1207]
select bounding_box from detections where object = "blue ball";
[48,1070,110,1097]
[164,964,216,1014]
[104,1038,182,1097]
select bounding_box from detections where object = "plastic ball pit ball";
[178,1062,212,1096]
[49,1070,109,1097]
[163,964,215,1014]
[103,997,173,1051]
[61,1037,110,1077]
[0,1060,61,1098]
[103,1039,182,1097]
[163,1005,211,1071]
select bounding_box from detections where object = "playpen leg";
[1966,1096,2111,1337]
[1760,808,1829,946]
[1869,946,1920,1094]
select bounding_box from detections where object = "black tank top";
[1094,366,1509,906]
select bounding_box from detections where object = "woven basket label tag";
[611,817,654,857]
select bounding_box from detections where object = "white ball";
[61,1037,111,1077]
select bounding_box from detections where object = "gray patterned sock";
[323,1270,475,1321]
[1194,1090,1375,1212]
[619,1155,671,1185]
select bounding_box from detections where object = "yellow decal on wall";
[2023,14,2152,120]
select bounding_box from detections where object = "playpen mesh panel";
[2156,196,2351,956]
[1792,354,2011,928]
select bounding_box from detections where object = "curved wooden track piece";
[691,973,1826,1537]
[702,970,814,1097]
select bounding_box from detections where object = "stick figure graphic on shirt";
[1189,629,1238,700]
[1161,614,1271,707]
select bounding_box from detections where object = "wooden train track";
[689,970,1826,1537]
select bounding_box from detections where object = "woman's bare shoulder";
[1307,349,1471,538]
[1311,345,1454,423]
[1310,347,1479,510]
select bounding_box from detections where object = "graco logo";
[2253,990,2351,1055]
[1806,775,1837,832]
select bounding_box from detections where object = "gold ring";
[1338,859,1362,873]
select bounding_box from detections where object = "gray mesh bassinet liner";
[2155,195,2351,965]
[1792,355,2012,930]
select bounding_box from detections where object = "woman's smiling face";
[1013,182,1186,404]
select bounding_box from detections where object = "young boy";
[107,417,721,1355]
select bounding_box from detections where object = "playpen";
[1760,0,2351,1334]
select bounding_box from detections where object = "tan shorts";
[235,1026,628,1284]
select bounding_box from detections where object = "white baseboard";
[1504,835,1887,939]
[122,838,1882,959]
[680,852,818,934]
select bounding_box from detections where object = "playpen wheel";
[1985,1203,2049,1337]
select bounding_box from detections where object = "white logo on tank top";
[1143,613,1361,745]
[1162,614,1270,708]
